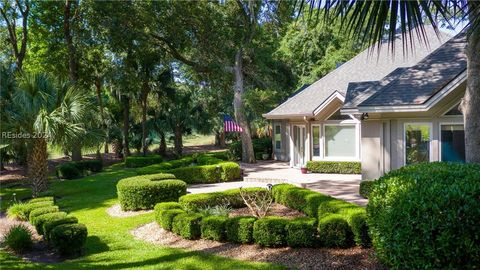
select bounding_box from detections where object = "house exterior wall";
[272,120,290,161]
[361,121,382,180]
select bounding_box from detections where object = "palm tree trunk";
[463,3,480,163]
[71,146,82,161]
[233,49,255,163]
[159,132,166,156]
[122,95,131,157]
[28,138,48,197]
[174,124,183,156]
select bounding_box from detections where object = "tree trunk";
[94,78,109,154]
[174,124,183,156]
[159,132,166,156]
[233,49,255,163]
[28,138,48,197]
[462,3,480,163]
[71,146,82,161]
[64,0,78,82]
[141,81,149,156]
[122,96,131,157]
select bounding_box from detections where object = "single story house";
[264,28,467,180]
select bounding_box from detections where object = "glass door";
[293,125,306,167]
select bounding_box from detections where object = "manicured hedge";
[33,212,68,235]
[201,215,228,241]
[165,162,241,184]
[306,161,361,174]
[172,213,203,239]
[56,160,103,179]
[285,217,317,247]
[43,216,79,241]
[50,223,88,255]
[125,155,163,168]
[136,156,195,175]
[229,137,272,160]
[225,216,257,244]
[359,180,374,198]
[318,214,354,248]
[117,173,187,211]
[29,206,59,224]
[28,196,55,204]
[157,209,185,230]
[367,162,480,269]
[272,184,331,217]
[179,187,266,212]
[253,217,288,247]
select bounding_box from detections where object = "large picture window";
[405,123,431,165]
[312,126,320,156]
[324,125,356,157]
[274,124,281,150]
[441,124,465,162]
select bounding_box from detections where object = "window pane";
[441,124,465,162]
[325,125,356,157]
[274,125,281,150]
[405,124,431,165]
[312,126,320,156]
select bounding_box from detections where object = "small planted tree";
[238,185,273,218]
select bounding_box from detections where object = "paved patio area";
[187,160,367,206]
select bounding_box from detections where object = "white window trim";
[403,122,433,166]
[311,124,321,158]
[274,123,282,150]
[438,121,465,162]
[322,123,360,161]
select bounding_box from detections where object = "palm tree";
[299,0,479,163]
[5,73,92,196]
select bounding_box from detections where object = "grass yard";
[0,164,284,270]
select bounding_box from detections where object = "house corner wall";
[361,121,383,180]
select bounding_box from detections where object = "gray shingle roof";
[359,33,466,107]
[264,27,449,118]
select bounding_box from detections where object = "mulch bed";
[229,203,306,219]
[106,204,153,218]
[0,214,62,263]
[132,222,386,270]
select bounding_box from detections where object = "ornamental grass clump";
[3,224,33,253]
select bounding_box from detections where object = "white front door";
[293,125,306,167]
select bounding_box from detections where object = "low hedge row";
[165,162,241,184]
[125,155,163,168]
[178,187,267,212]
[117,173,187,211]
[6,197,87,256]
[272,184,370,247]
[306,161,361,174]
[136,156,195,175]
[56,160,103,179]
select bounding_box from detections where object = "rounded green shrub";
[157,209,185,230]
[3,224,33,252]
[253,217,288,247]
[28,196,55,204]
[200,215,228,241]
[125,155,163,168]
[56,163,82,179]
[43,216,78,241]
[33,212,68,235]
[285,217,317,247]
[367,162,480,269]
[117,174,186,211]
[172,213,203,239]
[318,214,354,248]
[225,216,257,244]
[20,201,55,219]
[29,206,59,224]
[359,180,374,199]
[50,223,88,255]
[345,210,370,247]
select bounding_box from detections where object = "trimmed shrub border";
[56,160,103,179]
[306,161,361,174]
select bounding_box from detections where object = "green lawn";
[0,164,284,270]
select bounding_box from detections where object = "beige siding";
[361,121,382,180]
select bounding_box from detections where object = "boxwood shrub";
[166,162,241,184]
[56,160,103,179]
[28,196,55,204]
[43,216,79,241]
[56,163,82,179]
[285,217,317,247]
[172,213,203,239]
[50,223,88,255]
[33,212,68,235]
[367,162,480,269]
[117,174,186,211]
[225,216,257,244]
[136,156,194,175]
[125,155,163,168]
[158,209,185,230]
[272,184,332,217]
[29,206,59,224]
[318,214,354,248]
[359,180,374,198]
[179,187,266,212]
[201,215,228,241]
[306,161,361,174]
[253,217,288,247]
